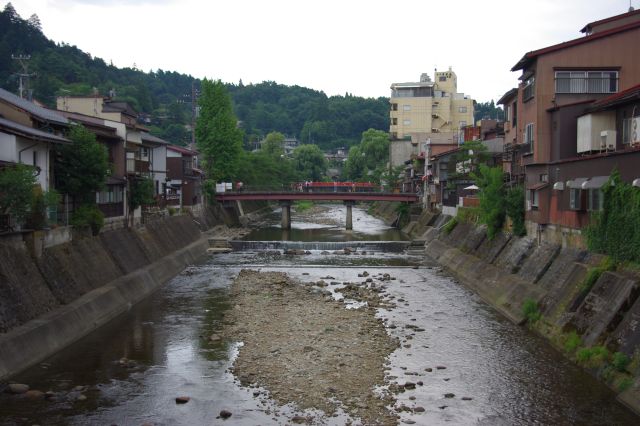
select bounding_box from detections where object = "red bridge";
[215,189,420,230]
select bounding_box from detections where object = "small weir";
[229,240,411,252]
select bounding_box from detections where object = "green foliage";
[168,206,176,216]
[475,165,506,240]
[261,131,285,157]
[522,298,542,324]
[71,203,104,236]
[505,186,526,236]
[294,200,313,212]
[585,171,640,263]
[128,178,155,212]
[474,100,504,122]
[457,206,480,224]
[449,140,490,181]
[576,346,610,369]
[0,163,37,224]
[563,331,582,354]
[617,376,633,392]
[442,216,458,234]
[26,186,47,230]
[196,79,244,183]
[293,144,327,181]
[581,257,616,294]
[344,129,390,181]
[56,125,109,204]
[612,352,630,372]
[237,150,299,190]
[395,202,410,227]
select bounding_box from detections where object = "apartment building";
[389,68,474,140]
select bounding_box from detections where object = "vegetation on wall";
[0,164,38,225]
[505,186,526,236]
[474,165,506,240]
[586,171,640,263]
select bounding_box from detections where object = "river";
[0,204,637,425]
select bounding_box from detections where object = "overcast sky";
[8,0,639,102]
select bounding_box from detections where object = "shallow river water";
[0,204,638,425]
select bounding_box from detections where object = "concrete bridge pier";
[280,201,292,230]
[344,201,356,230]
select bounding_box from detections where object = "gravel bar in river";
[222,269,399,424]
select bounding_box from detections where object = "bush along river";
[0,203,638,425]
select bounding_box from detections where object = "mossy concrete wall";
[0,203,241,380]
[422,218,640,416]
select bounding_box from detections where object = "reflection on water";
[0,204,637,425]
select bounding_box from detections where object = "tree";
[448,140,490,183]
[55,125,109,205]
[261,131,285,157]
[344,129,390,181]
[26,13,41,31]
[474,165,506,240]
[128,177,154,225]
[196,79,244,184]
[0,164,37,225]
[293,144,327,181]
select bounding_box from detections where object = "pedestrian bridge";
[214,191,419,230]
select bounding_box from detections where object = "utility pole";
[12,54,36,100]
[191,81,197,151]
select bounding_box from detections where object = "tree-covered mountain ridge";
[0,3,391,150]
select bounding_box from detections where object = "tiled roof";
[0,117,69,144]
[580,8,640,33]
[511,20,640,71]
[140,132,169,145]
[167,144,198,155]
[0,87,69,125]
[591,83,640,109]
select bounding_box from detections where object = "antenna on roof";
[630,0,635,12]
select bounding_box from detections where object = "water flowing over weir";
[0,204,638,425]
[229,240,411,252]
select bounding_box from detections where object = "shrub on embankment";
[586,171,640,264]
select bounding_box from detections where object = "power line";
[11,54,36,100]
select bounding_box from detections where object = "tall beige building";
[389,68,474,140]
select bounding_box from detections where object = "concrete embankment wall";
[414,211,640,414]
[0,201,251,380]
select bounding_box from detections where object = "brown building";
[166,145,202,208]
[508,9,640,233]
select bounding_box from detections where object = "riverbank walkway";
[214,191,419,230]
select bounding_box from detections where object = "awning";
[567,177,588,189]
[526,182,549,190]
[581,176,610,189]
[463,184,479,190]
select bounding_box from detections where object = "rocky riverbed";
[222,269,400,424]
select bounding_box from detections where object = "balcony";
[126,158,150,176]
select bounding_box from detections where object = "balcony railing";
[126,158,150,175]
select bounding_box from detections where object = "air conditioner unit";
[632,117,640,145]
[600,130,617,150]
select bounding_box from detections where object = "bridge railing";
[223,182,391,194]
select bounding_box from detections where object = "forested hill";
[0,3,389,150]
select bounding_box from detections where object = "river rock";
[444,393,455,398]
[462,396,473,401]
[8,384,29,394]
[24,390,45,399]
[436,366,446,370]
[291,416,307,424]
[219,409,232,419]
[404,382,416,389]
[414,406,425,413]
[76,394,87,401]
[209,334,222,341]
[175,396,191,404]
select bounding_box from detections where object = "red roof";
[511,20,640,71]
[591,83,640,109]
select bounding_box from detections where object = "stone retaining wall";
[0,202,245,380]
[419,213,640,416]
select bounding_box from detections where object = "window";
[523,76,535,101]
[530,190,539,209]
[622,117,639,145]
[96,186,124,204]
[458,106,467,113]
[391,118,397,125]
[439,76,447,82]
[555,71,618,94]
[569,189,582,210]
[391,103,398,111]
[33,151,37,167]
[588,189,603,211]
[540,174,548,183]
[403,119,411,126]
[459,121,467,128]
[525,123,534,144]
[512,102,517,126]
[403,105,411,111]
